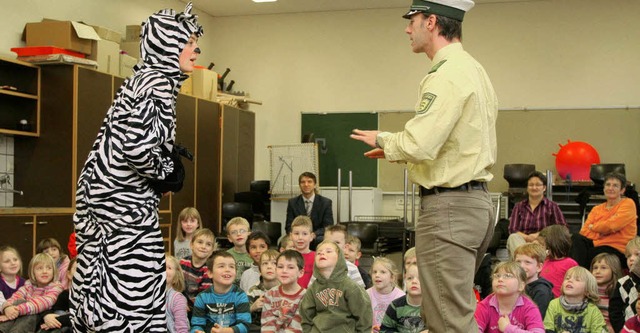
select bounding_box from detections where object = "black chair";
[234,191,266,222]
[251,221,282,247]
[345,222,383,255]
[250,180,271,220]
[503,164,536,211]
[590,163,626,187]
[221,202,254,232]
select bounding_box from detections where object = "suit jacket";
[285,194,334,238]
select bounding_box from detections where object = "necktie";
[305,200,312,216]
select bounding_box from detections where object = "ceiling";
[184,0,535,17]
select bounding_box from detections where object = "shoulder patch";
[417,92,437,114]
[428,59,447,74]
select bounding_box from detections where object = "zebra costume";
[70,3,202,332]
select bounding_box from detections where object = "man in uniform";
[351,0,498,331]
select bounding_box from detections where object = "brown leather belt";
[420,181,487,196]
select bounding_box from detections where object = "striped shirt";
[380,295,425,333]
[261,285,306,333]
[2,280,63,315]
[509,197,566,235]
[180,256,212,308]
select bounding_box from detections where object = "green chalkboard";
[301,113,378,187]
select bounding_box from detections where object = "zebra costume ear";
[176,1,204,37]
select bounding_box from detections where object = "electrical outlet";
[395,198,404,210]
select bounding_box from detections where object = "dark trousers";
[570,233,628,269]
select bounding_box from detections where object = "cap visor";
[402,9,421,19]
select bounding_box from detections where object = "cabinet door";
[196,100,221,232]
[0,215,35,267]
[35,215,75,259]
[159,211,172,254]
[170,95,196,218]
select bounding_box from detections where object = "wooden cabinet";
[0,210,74,265]
[0,57,40,137]
[8,65,254,250]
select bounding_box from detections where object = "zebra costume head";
[136,1,204,78]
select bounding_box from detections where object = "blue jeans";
[416,188,494,332]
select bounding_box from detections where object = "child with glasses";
[226,217,253,286]
[475,261,544,333]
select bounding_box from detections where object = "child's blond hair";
[590,253,622,296]
[166,255,186,292]
[563,266,599,304]
[226,217,250,231]
[513,243,546,264]
[291,216,313,232]
[371,257,400,287]
[492,261,527,286]
[346,235,361,252]
[625,237,640,257]
[0,246,23,276]
[278,234,292,251]
[404,247,416,262]
[175,207,203,242]
[29,253,58,284]
[190,228,218,250]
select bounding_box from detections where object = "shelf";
[0,89,38,100]
[0,57,40,136]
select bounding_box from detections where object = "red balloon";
[552,140,600,181]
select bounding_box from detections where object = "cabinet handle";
[38,221,49,225]
[23,221,34,225]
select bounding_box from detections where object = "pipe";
[336,168,341,223]
[348,170,353,222]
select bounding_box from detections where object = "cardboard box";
[90,40,120,76]
[191,68,218,100]
[125,25,142,41]
[24,20,100,55]
[119,53,138,78]
[180,75,193,96]
[120,41,140,59]
[90,25,122,44]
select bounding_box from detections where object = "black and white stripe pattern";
[70,3,202,332]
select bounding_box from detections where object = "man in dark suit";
[285,172,334,247]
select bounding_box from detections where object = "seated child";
[591,253,622,333]
[300,240,372,333]
[247,249,280,326]
[174,207,203,260]
[262,250,306,332]
[0,253,63,332]
[345,235,373,289]
[475,261,544,332]
[380,264,425,333]
[366,257,404,332]
[543,266,607,332]
[403,247,416,271]
[226,217,254,286]
[239,231,271,292]
[278,234,294,253]
[290,216,316,288]
[0,246,26,308]
[610,236,640,332]
[514,242,554,318]
[37,258,77,333]
[191,250,251,333]
[621,299,640,333]
[166,255,189,333]
[180,228,216,311]
[37,238,71,290]
[316,225,365,288]
[538,225,578,297]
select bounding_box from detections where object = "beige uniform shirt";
[378,43,498,189]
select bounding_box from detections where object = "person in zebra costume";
[70,3,203,332]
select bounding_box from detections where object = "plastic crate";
[11,46,85,58]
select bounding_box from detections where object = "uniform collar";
[431,42,463,70]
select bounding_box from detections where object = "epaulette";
[428,59,447,74]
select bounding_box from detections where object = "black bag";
[148,144,193,194]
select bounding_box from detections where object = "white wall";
[207,0,640,182]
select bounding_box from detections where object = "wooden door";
[195,100,221,232]
[0,215,35,268]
